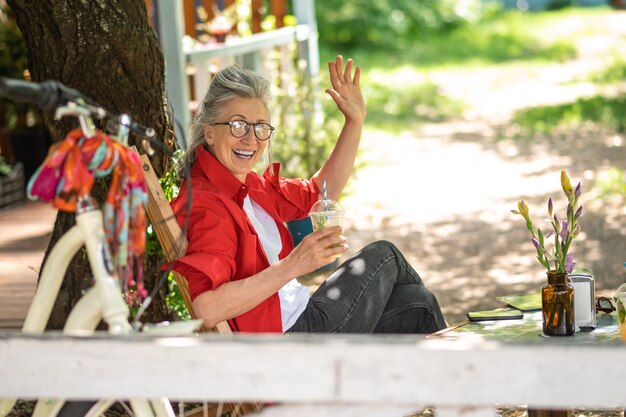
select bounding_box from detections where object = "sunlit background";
[304,1,626,324]
[1,0,625,325]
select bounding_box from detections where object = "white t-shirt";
[242,195,309,332]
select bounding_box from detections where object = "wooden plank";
[0,201,55,331]
[250,0,262,33]
[0,286,35,299]
[182,0,198,37]
[139,155,188,259]
[139,153,231,335]
[1,332,626,410]
[0,289,33,297]
[0,303,32,309]
[0,284,36,290]
[269,0,286,28]
[0,321,22,330]
[0,280,36,287]
[139,154,192,307]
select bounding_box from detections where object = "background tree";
[6,0,175,327]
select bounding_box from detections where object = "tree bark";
[6,0,176,328]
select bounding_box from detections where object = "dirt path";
[327,11,626,324]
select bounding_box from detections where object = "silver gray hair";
[178,65,272,177]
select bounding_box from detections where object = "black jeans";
[287,240,446,334]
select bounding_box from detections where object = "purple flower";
[560,220,568,241]
[565,253,576,273]
[513,170,583,274]
[548,198,553,216]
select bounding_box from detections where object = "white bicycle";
[0,78,202,417]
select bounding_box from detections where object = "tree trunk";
[6,0,176,328]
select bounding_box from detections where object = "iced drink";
[309,200,344,261]
[309,199,344,232]
[310,210,343,231]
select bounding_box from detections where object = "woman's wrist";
[344,113,366,125]
[272,257,300,284]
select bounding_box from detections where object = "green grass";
[317,8,614,131]
[596,167,626,197]
[319,8,600,71]
[318,7,623,134]
[405,13,576,67]
[512,95,626,135]
[361,79,466,132]
[589,55,626,84]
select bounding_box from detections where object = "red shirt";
[170,147,320,333]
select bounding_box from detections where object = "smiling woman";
[170,57,446,336]
[204,97,271,181]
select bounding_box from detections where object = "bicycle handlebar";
[0,78,85,111]
[106,118,155,139]
[131,121,155,139]
[0,77,155,139]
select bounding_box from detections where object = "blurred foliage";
[362,79,466,132]
[596,167,626,197]
[0,155,11,175]
[316,0,492,52]
[165,271,191,320]
[316,1,576,67]
[511,95,626,135]
[264,46,341,179]
[0,3,28,79]
[313,6,590,134]
[0,2,30,130]
[413,12,576,66]
[589,55,626,84]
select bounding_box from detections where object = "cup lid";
[309,199,344,215]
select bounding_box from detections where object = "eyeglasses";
[596,296,616,314]
[210,120,275,141]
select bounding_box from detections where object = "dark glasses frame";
[210,120,275,141]
[596,296,615,314]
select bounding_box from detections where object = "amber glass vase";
[541,271,575,336]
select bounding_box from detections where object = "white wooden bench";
[1,332,625,417]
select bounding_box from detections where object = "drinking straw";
[323,179,329,223]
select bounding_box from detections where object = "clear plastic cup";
[309,199,344,261]
[309,199,344,232]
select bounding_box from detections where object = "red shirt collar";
[194,146,282,208]
[196,146,246,204]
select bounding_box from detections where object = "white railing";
[1,332,625,417]
[185,24,313,109]
[154,0,319,145]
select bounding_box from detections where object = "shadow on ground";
[303,119,626,325]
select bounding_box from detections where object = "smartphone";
[467,307,523,322]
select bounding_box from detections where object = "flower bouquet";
[512,170,582,336]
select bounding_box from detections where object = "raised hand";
[326,55,366,123]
